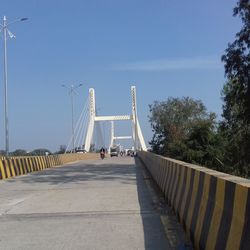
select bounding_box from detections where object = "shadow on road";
[134,157,171,250]
[6,161,136,186]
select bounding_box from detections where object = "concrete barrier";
[138,151,250,250]
[0,153,98,181]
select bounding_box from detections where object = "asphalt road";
[0,156,185,250]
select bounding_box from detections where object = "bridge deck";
[0,157,186,250]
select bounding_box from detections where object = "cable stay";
[65,99,89,153]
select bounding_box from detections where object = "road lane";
[0,157,175,250]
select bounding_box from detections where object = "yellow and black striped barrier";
[138,151,250,250]
[0,153,98,181]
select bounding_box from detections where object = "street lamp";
[0,16,28,157]
[62,84,83,153]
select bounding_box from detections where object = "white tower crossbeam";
[114,136,132,140]
[95,115,132,121]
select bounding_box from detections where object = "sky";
[0,0,242,152]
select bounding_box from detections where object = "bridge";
[65,86,147,153]
[0,87,249,250]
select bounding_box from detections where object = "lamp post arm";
[7,18,28,27]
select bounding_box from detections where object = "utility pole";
[3,16,8,156]
[62,84,83,153]
[1,16,28,156]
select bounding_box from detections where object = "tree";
[55,145,66,154]
[221,0,250,177]
[149,97,215,156]
[11,149,28,156]
[221,0,250,123]
[183,120,225,171]
[149,97,226,171]
[0,150,6,156]
[28,148,51,156]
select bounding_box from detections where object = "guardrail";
[138,151,250,250]
[0,153,98,180]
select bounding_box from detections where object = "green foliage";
[218,123,250,177]
[55,145,67,154]
[149,97,215,153]
[182,121,225,171]
[220,0,250,177]
[221,1,250,118]
[221,0,250,125]
[148,1,250,178]
[11,149,28,156]
[0,150,6,156]
[28,148,51,156]
[149,97,224,170]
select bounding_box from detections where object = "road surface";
[0,156,186,250]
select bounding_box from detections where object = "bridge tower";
[109,120,132,150]
[84,88,96,152]
[84,86,147,152]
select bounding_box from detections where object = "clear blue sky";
[0,0,241,152]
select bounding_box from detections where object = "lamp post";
[0,16,28,157]
[62,84,83,153]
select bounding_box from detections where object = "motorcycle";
[100,152,105,160]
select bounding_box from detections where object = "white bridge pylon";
[109,120,132,152]
[84,86,147,152]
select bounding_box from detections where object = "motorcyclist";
[100,147,105,159]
